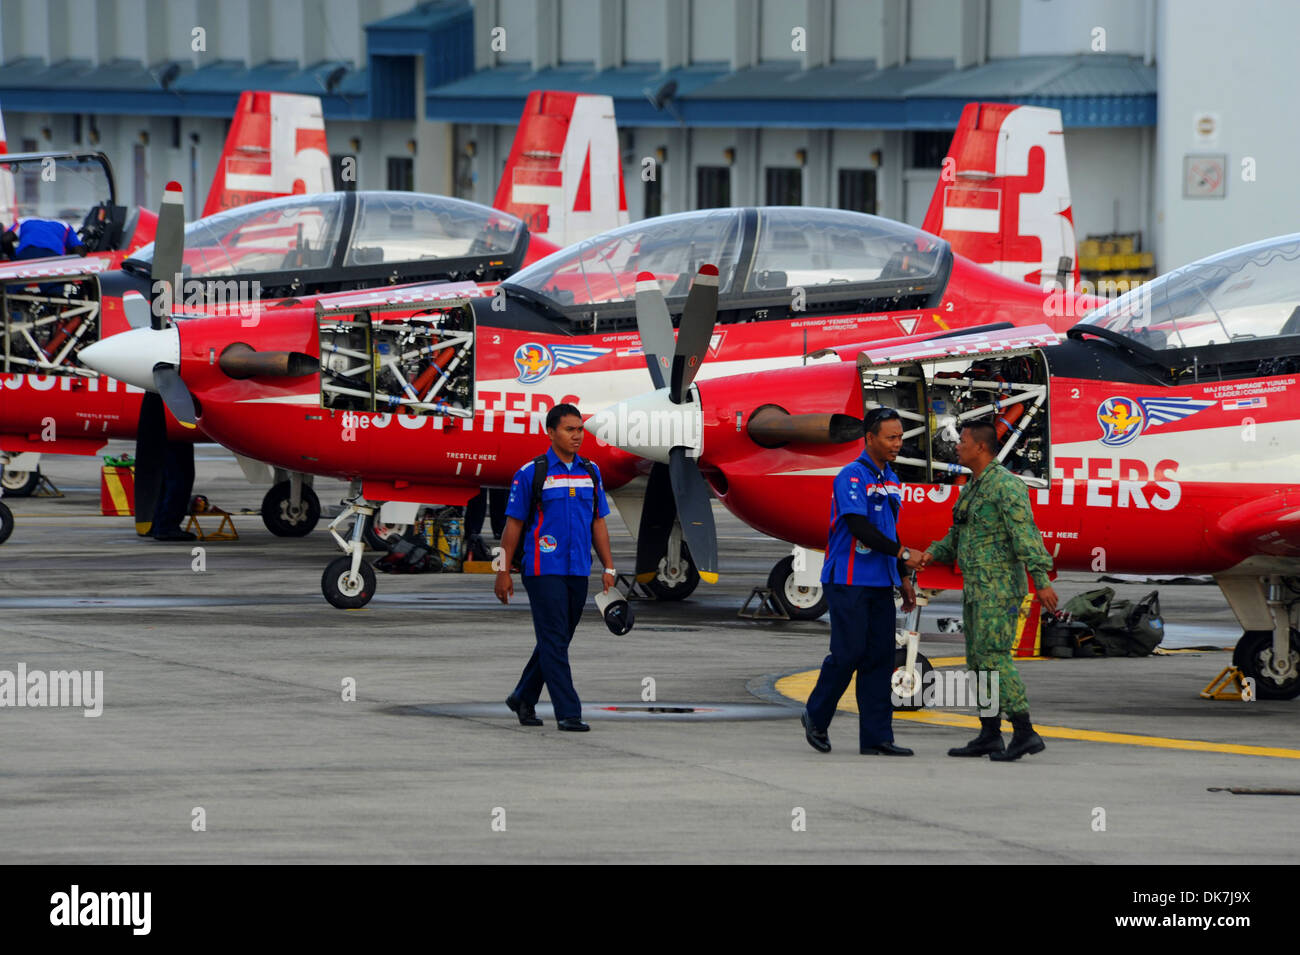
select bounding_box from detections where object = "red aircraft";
[0,90,627,532]
[590,234,1300,701]
[75,103,1102,607]
[0,90,333,497]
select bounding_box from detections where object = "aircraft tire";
[1232,630,1272,668]
[891,650,933,711]
[0,501,12,545]
[644,543,700,601]
[1234,629,1300,700]
[767,555,828,620]
[1,468,39,497]
[261,481,321,537]
[322,556,376,610]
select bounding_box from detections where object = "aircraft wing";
[0,255,110,281]
[855,323,1060,369]
[1215,494,1300,558]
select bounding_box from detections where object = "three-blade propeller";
[629,266,720,585]
[615,264,867,587]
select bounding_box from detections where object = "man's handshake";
[902,546,935,571]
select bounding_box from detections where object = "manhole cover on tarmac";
[391,701,793,721]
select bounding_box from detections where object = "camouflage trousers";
[961,584,1029,717]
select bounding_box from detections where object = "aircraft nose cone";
[78,325,180,391]
[584,387,702,465]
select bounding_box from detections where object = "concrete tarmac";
[1,445,1297,863]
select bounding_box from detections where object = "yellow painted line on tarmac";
[775,669,1300,760]
[911,656,1053,668]
[929,656,964,667]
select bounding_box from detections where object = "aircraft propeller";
[592,266,721,585]
[118,181,197,535]
[146,182,199,428]
[593,264,870,587]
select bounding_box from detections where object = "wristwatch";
[899,547,911,562]
[604,567,617,576]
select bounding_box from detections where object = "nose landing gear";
[321,499,378,609]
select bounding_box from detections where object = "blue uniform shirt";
[10,219,79,257]
[505,447,611,576]
[821,453,903,587]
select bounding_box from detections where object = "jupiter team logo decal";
[514,342,611,384]
[1097,396,1215,447]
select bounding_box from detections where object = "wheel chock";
[32,473,63,498]
[738,587,790,620]
[614,574,655,600]
[184,501,239,542]
[1200,666,1253,700]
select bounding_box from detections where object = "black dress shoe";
[153,529,197,542]
[801,710,831,753]
[860,741,914,756]
[556,717,590,732]
[505,694,542,726]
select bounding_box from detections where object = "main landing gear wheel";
[643,543,700,601]
[1233,629,1300,700]
[0,501,12,544]
[767,555,828,620]
[1,468,39,497]
[322,556,376,609]
[891,650,934,712]
[261,481,321,537]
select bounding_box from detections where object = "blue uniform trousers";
[152,440,195,536]
[515,574,587,720]
[805,584,897,748]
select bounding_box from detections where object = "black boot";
[947,716,1005,757]
[989,712,1046,761]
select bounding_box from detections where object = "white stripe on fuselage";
[1054,420,1300,486]
[477,351,840,412]
[237,352,831,410]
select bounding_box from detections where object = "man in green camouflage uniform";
[922,420,1058,761]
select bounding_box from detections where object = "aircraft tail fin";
[202,91,332,217]
[492,90,629,247]
[922,103,1078,290]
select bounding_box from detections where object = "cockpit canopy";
[502,207,948,321]
[126,191,527,279]
[0,152,115,229]
[1076,234,1300,351]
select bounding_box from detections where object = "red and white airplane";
[590,234,1300,701]
[0,91,333,497]
[76,104,1103,606]
[0,90,625,530]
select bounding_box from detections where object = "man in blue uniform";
[2,219,85,260]
[802,407,924,756]
[495,403,616,732]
